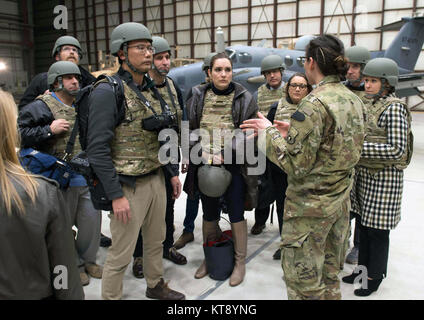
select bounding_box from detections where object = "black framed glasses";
[127,44,155,54]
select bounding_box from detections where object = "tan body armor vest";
[358,96,413,170]
[200,89,235,154]
[111,82,162,176]
[257,83,285,114]
[274,97,298,122]
[37,94,81,159]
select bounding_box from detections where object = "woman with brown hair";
[0,90,83,300]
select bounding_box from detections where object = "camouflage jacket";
[260,75,365,218]
[255,83,286,115]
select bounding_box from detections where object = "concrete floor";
[83,112,424,300]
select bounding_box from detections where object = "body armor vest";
[111,82,162,176]
[37,94,81,159]
[274,97,298,122]
[200,89,235,154]
[358,96,413,170]
[257,83,285,114]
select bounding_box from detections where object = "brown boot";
[173,231,194,249]
[195,219,220,279]
[229,220,247,287]
[146,278,185,300]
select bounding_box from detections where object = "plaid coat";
[351,97,410,230]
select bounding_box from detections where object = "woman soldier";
[342,58,413,296]
[266,73,312,260]
[241,35,365,300]
[185,52,258,286]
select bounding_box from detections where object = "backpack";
[70,74,126,210]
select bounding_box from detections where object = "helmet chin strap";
[123,44,146,75]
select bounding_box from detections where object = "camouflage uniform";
[260,75,365,299]
[256,83,286,114]
[274,97,298,122]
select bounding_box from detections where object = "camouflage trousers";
[281,198,350,300]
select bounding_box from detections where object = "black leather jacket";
[0,176,84,300]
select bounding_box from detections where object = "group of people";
[0,20,412,301]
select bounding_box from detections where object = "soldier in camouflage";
[87,22,185,300]
[344,45,371,265]
[251,54,286,236]
[241,35,365,300]
[18,61,103,287]
[131,36,187,278]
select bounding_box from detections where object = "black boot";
[342,272,361,284]
[354,278,382,297]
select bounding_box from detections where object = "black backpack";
[75,74,125,150]
[69,74,125,211]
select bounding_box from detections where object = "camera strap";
[151,85,172,114]
[63,117,79,161]
[165,78,178,114]
[127,81,159,116]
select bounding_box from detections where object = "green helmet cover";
[52,35,82,58]
[110,22,152,56]
[362,58,399,87]
[197,165,232,197]
[152,36,171,55]
[47,61,81,87]
[346,46,371,65]
[261,55,285,74]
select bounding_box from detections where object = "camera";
[142,110,178,132]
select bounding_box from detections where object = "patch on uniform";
[291,111,305,122]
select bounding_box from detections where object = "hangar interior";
[1,0,424,300]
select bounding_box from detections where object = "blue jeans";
[183,191,200,233]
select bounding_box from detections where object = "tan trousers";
[101,169,166,300]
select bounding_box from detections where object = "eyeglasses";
[289,83,308,90]
[127,44,155,54]
[61,46,79,53]
[298,56,308,65]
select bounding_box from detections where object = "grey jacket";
[0,176,84,300]
[184,81,259,210]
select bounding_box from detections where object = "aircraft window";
[238,52,252,64]
[284,55,293,67]
[225,49,237,62]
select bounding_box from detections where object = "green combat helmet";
[363,57,399,87]
[152,36,171,55]
[261,55,285,74]
[345,46,371,65]
[197,165,232,197]
[52,35,83,59]
[110,22,153,74]
[202,52,217,71]
[47,60,81,94]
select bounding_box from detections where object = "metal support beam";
[173,1,178,57]
[118,0,123,24]
[160,0,164,36]
[143,0,147,27]
[320,0,325,35]
[104,0,109,53]
[211,0,215,52]
[273,0,278,48]
[190,0,194,58]
[84,0,92,67]
[351,0,357,46]
[247,0,252,46]
[379,0,385,50]
[92,0,99,70]
[295,0,299,38]
[129,0,133,21]
[72,0,77,39]
[227,0,231,46]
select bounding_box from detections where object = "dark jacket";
[18,66,96,110]
[0,176,84,300]
[87,67,178,200]
[184,81,259,210]
[18,99,55,151]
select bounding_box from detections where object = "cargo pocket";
[281,232,317,284]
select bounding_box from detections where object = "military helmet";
[346,46,371,65]
[202,52,217,71]
[110,22,152,56]
[261,55,285,74]
[362,58,399,87]
[152,36,171,55]
[52,35,82,59]
[197,165,232,197]
[47,61,81,87]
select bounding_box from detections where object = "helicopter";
[168,15,424,100]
